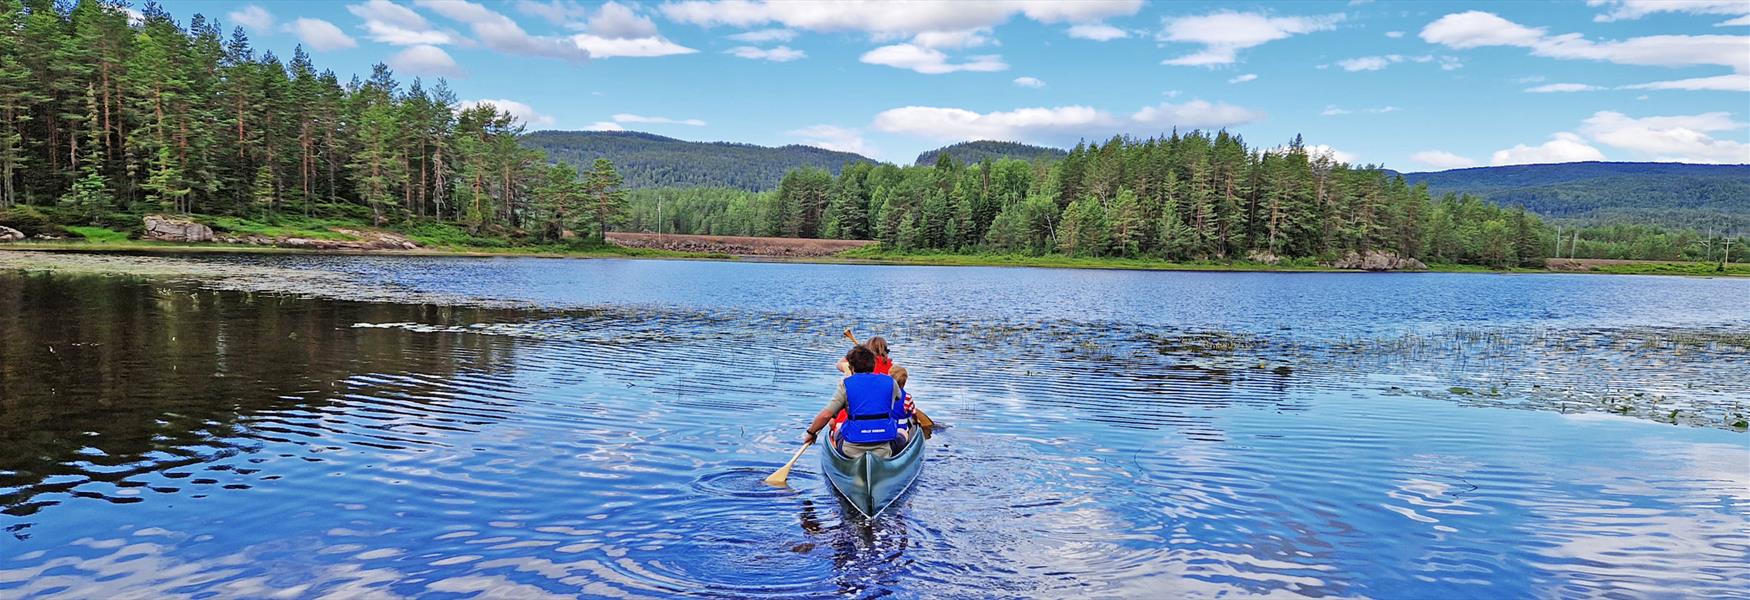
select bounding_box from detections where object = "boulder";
[0,225,23,242]
[274,229,418,251]
[1245,250,1281,265]
[143,215,215,243]
[1330,250,1428,272]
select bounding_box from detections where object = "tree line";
[0,0,625,240]
[629,134,1564,268]
[628,133,1743,266]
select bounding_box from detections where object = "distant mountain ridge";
[521,130,874,191]
[914,140,1068,166]
[525,130,1745,230]
[1398,161,1750,230]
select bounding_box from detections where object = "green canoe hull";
[819,434,925,518]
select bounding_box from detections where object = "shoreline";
[3,240,1745,277]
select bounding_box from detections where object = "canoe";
[819,433,926,518]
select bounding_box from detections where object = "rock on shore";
[0,225,23,242]
[143,215,215,243]
[216,227,418,251]
[1329,251,1428,272]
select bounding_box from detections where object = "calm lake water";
[2,255,1747,599]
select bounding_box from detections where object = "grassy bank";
[0,237,726,260]
[0,208,728,260]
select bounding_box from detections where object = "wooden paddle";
[764,440,812,486]
[843,329,936,430]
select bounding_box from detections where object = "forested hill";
[522,131,874,191]
[1399,162,1750,230]
[914,141,1069,166]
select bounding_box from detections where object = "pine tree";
[584,158,626,241]
[251,165,275,217]
[0,0,37,208]
[1109,187,1144,257]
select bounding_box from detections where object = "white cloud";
[415,0,590,61]
[1129,100,1265,129]
[728,28,796,42]
[1384,30,1404,38]
[1337,56,1395,71]
[388,44,465,77]
[1410,150,1479,169]
[573,35,697,58]
[460,98,556,126]
[1321,105,1398,116]
[585,121,625,131]
[1421,11,1546,48]
[350,0,460,46]
[913,29,994,49]
[1516,75,1547,83]
[1533,33,1750,72]
[1587,0,1750,22]
[1266,143,1357,163]
[1300,145,1358,164]
[660,0,1142,35]
[613,113,707,127]
[727,45,806,61]
[873,105,1113,141]
[1620,73,1750,91]
[351,0,429,30]
[285,18,358,52]
[1491,132,1607,165]
[1719,15,1750,26]
[1067,23,1128,41]
[1579,111,1749,163]
[515,0,589,24]
[870,100,1263,145]
[228,5,275,31]
[1013,76,1046,88]
[1423,11,1750,74]
[585,1,659,38]
[1228,73,1257,83]
[1158,11,1343,66]
[860,44,1006,74]
[545,1,694,58]
[1333,54,1451,72]
[788,124,872,156]
[1526,83,1604,93]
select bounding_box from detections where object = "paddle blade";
[765,440,812,487]
[762,465,794,486]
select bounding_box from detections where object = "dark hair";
[865,336,890,357]
[845,345,876,374]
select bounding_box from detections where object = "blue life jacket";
[840,373,900,445]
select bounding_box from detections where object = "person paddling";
[835,336,892,375]
[807,345,906,459]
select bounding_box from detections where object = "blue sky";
[163,0,1749,169]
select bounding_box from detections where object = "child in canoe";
[836,336,892,375]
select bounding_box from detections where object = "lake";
[2,254,1747,598]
